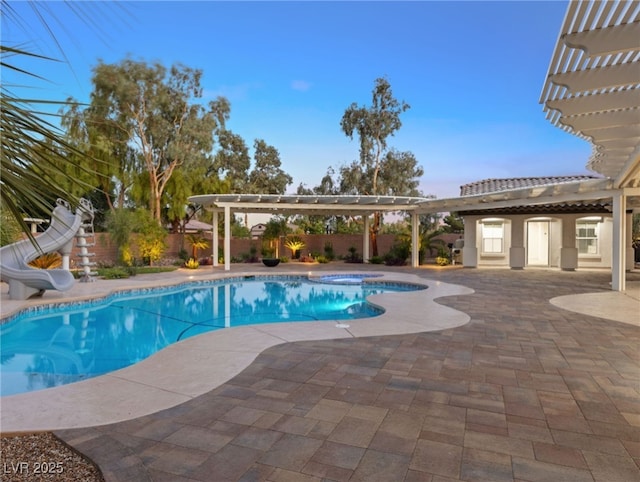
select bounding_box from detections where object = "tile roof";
[459,175,600,196]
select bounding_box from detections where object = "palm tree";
[1,2,120,243]
[185,232,210,260]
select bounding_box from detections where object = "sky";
[3,0,593,201]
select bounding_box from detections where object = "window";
[576,220,598,255]
[482,221,504,254]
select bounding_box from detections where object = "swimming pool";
[0,275,424,396]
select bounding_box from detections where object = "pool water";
[0,276,423,396]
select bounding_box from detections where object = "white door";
[527,221,549,266]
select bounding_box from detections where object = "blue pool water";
[0,275,423,396]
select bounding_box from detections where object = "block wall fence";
[67,233,400,267]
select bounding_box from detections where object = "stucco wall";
[465,213,613,269]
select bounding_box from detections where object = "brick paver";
[56,268,640,481]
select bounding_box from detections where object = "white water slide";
[0,199,93,300]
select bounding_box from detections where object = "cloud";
[291,80,312,92]
[203,82,262,102]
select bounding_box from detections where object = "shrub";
[435,256,451,266]
[384,241,410,266]
[344,246,363,263]
[315,255,329,264]
[323,241,335,260]
[98,267,130,279]
[184,258,199,269]
[279,256,289,263]
[369,255,384,264]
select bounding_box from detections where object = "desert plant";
[369,255,384,264]
[315,255,329,264]
[284,236,305,259]
[28,253,62,269]
[185,232,209,260]
[184,258,199,269]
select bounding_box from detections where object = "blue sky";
[3,1,593,200]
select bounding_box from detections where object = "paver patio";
[13,267,640,480]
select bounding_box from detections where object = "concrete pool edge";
[0,271,474,432]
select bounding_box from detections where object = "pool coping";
[0,270,474,432]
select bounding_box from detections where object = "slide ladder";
[76,201,97,283]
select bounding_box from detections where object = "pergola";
[539,0,640,291]
[189,0,639,291]
[188,194,429,271]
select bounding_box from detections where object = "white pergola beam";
[563,21,640,56]
[545,89,640,116]
[550,63,640,93]
[560,108,640,131]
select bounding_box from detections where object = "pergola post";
[212,211,219,267]
[224,205,231,272]
[612,191,626,291]
[363,215,370,262]
[411,212,419,267]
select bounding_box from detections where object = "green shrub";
[98,267,130,279]
[315,255,329,264]
[369,255,384,264]
[384,241,410,266]
[344,246,363,263]
[279,256,289,263]
[323,242,335,260]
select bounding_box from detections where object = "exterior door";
[527,221,549,266]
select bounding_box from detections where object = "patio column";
[411,212,419,267]
[612,191,626,291]
[462,217,477,267]
[224,205,231,271]
[212,211,219,267]
[363,215,370,262]
[509,217,525,270]
[625,210,634,271]
[560,215,578,271]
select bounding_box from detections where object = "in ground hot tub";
[315,273,383,285]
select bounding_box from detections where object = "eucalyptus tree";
[340,77,418,255]
[67,58,231,223]
[211,130,251,192]
[248,139,292,194]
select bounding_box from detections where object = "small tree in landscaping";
[284,236,305,259]
[186,231,209,260]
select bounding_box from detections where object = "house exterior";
[456,176,629,270]
[189,1,639,292]
[250,223,267,239]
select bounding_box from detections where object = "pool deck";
[1,264,639,481]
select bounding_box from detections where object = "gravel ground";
[1,433,103,482]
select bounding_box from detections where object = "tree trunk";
[370,211,381,257]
